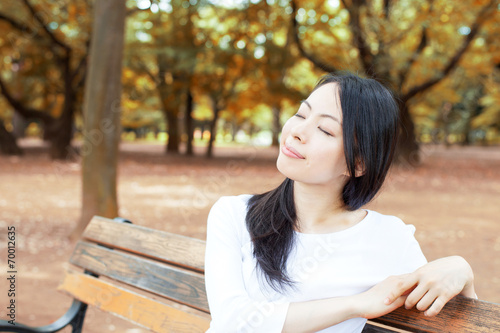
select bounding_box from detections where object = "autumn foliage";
[0,0,499,161]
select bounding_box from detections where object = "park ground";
[0,139,499,332]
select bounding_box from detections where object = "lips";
[282,143,305,159]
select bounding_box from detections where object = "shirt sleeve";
[204,197,290,333]
[397,224,428,274]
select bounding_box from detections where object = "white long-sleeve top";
[205,195,427,332]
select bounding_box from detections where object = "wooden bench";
[1,216,499,332]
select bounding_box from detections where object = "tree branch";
[137,57,159,84]
[73,55,88,90]
[0,77,54,122]
[0,12,43,39]
[71,38,90,87]
[73,38,91,89]
[71,53,86,81]
[290,0,337,73]
[398,27,427,90]
[402,0,497,103]
[342,0,376,77]
[126,7,151,16]
[384,0,391,19]
[21,0,71,51]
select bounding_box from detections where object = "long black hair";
[246,72,400,292]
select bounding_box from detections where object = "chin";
[276,153,287,172]
[276,157,299,181]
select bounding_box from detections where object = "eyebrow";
[301,100,341,124]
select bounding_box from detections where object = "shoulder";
[207,194,253,239]
[365,209,416,237]
[363,210,426,273]
[210,194,253,215]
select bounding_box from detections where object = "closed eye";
[294,113,305,119]
[318,127,333,136]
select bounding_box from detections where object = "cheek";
[311,141,346,170]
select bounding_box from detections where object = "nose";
[290,121,307,143]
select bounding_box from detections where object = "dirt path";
[0,140,499,332]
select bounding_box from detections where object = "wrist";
[458,257,476,298]
[348,292,369,319]
[461,279,476,298]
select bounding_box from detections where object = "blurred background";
[0,0,499,332]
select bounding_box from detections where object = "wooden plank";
[363,322,410,333]
[58,270,210,333]
[372,296,500,333]
[82,216,205,271]
[70,241,209,312]
[362,323,403,333]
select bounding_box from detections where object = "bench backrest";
[59,216,210,332]
[60,216,500,333]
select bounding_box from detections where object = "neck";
[292,179,363,233]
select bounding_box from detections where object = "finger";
[388,295,407,311]
[424,296,449,317]
[424,287,457,317]
[414,290,438,312]
[405,283,428,309]
[381,295,408,316]
[385,274,418,305]
[402,285,416,296]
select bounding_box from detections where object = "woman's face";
[277,83,348,185]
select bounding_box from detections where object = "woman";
[205,72,475,332]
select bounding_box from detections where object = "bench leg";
[68,301,88,333]
[0,300,87,333]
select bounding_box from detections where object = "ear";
[343,160,365,178]
[342,161,365,178]
[354,160,366,177]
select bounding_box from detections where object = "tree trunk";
[206,99,220,158]
[396,100,420,166]
[49,92,75,159]
[157,82,180,154]
[49,57,76,159]
[156,50,181,154]
[12,112,26,138]
[0,120,22,155]
[185,88,194,156]
[271,105,281,147]
[231,116,238,142]
[72,0,126,241]
[165,108,180,153]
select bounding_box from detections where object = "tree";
[0,0,90,159]
[472,67,500,141]
[0,119,22,155]
[255,0,302,147]
[191,5,254,157]
[126,0,199,154]
[72,0,126,240]
[290,0,499,164]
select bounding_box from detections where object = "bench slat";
[362,323,403,333]
[59,270,210,333]
[82,216,205,271]
[371,295,500,332]
[70,241,209,312]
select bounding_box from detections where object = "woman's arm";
[384,256,476,317]
[282,275,412,332]
[284,255,476,332]
[206,197,290,331]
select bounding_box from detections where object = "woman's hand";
[354,274,412,319]
[385,256,476,317]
